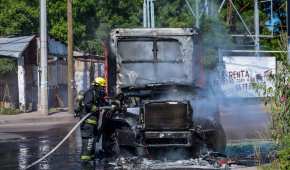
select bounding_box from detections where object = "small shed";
[0,35,37,111]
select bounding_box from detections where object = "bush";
[278,135,290,170]
[0,58,17,75]
[258,33,290,169]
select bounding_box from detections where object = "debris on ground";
[104,149,274,170]
[108,152,233,170]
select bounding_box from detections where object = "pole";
[205,0,209,16]
[150,0,155,28]
[254,0,260,54]
[195,0,200,28]
[146,0,150,28]
[67,0,74,113]
[40,0,48,115]
[143,0,147,27]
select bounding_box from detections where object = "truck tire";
[206,122,226,153]
[193,117,226,153]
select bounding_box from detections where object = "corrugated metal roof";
[0,35,35,58]
[0,35,98,59]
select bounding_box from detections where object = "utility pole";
[67,0,74,113]
[195,0,200,28]
[143,0,147,27]
[205,0,209,16]
[150,0,155,28]
[254,0,260,54]
[147,0,150,27]
[40,0,48,115]
[143,0,155,28]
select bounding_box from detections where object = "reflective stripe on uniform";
[85,118,97,125]
[80,155,93,161]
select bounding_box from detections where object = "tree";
[0,0,287,68]
[155,0,193,27]
[0,58,17,75]
[91,0,143,54]
[0,0,38,36]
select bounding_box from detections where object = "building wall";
[0,57,104,110]
[25,64,38,110]
[48,59,68,108]
[0,71,19,108]
[74,59,104,93]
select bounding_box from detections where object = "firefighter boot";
[81,160,95,170]
[80,138,96,162]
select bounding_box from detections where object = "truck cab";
[107,28,226,158]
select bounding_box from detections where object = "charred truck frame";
[106,28,226,158]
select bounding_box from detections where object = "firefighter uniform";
[78,77,107,162]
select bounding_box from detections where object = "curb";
[0,114,75,125]
[0,120,78,133]
[0,112,78,132]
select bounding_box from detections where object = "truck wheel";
[193,117,226,153]
[206,122,226,153]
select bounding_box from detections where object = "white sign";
[221,56,276,98]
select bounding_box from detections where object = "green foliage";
[92,0,143,53]
[0,0,38,36]
[155,0,193,27]
[278,135,290,170]
[0,107,21,115]
[200,16,233,69]
[257,33,290,169]
[0,58,17,75]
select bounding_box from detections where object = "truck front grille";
[144,101,189,130]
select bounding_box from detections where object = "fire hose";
[24,106,115,170]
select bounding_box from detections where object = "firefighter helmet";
[93,77,106,87]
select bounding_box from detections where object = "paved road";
[0,102,271,170]
[0,111,77,132]
[0,127,270,170]
[0,127,82,170]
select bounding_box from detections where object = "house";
[0,35,103,112]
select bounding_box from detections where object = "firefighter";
[76,77,108,163]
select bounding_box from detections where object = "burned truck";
[106,28,226,158]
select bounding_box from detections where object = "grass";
[0,107,21,115]
[258,161,280,170]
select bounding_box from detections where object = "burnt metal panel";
[110,28,197,93]
[144,131,192,147]
[116,39,189,87]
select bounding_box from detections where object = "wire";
[24,112,93,170]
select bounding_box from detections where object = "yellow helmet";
[93,77,106,87]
